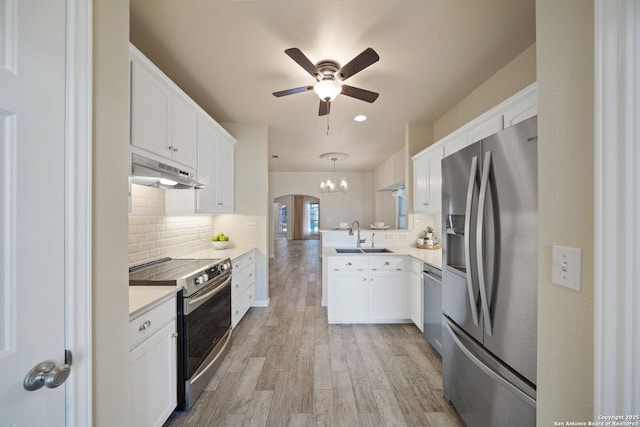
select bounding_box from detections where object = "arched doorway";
[273,194,320,240]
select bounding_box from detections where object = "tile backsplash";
[128,184,215,266]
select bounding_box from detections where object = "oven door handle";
[187,275,232,308]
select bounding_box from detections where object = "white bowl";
[338,222,349,228]
[374,222,385,227]
[211,241,230,250]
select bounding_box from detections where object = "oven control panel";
[192,261,232,287]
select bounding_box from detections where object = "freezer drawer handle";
[444,320,536,409]
[477,151,494,336]
[464,155,480,326]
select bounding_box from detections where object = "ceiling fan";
[273,47,380,116]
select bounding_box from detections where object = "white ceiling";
[130,0,535,173]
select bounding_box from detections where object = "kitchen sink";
[335,248,394,254]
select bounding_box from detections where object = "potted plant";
[423,226,435,244]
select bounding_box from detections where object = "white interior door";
[0,0,69,425]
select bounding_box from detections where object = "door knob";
[24,360,71,391]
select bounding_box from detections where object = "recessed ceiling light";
[354,115,367,122]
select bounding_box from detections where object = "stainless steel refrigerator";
[441,116,537,427]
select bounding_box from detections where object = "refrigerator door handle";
[477,151,494,336]
[464,155,480,326]
[444,318,536,409]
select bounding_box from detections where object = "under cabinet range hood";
[131,153,204,189]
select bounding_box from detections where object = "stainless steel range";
[129,257,232,411]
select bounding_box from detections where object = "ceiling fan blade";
[341,85,379,103]
[285,48,319,78]
[336,48,380,81]
[272,86,313,97]
[319,100,330,116]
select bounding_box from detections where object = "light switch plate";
[552,245,582,291]
[245,221,257,230]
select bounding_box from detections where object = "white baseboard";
[252,298,270,308]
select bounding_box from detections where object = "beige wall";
[433,43,537,141]
[92,0,130,424]
[536,1,594,423]
[270,171,375,230]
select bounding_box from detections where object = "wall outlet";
[551,245,582,291]
[245,221,257,230]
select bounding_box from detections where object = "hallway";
[164,238,463,426]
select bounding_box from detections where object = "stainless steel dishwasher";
[423,263,443,356]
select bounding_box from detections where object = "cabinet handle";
[423,202,428,205]
[346,262,352,266]
[138,320,151,331]
[235,284,239,289]
[235,310,239,315]
[249,295,252,299]
[384,261,391,266]
[173,147,179,152]
[171,332,178,338]
[249,273,252,277]
[363,277,367,281]
[218,202,223,206]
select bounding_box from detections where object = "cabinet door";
[328,270,368,323]
[195,116,218,213]
[129,321,177,427]
[215,130,235,212]
[369,270,408,321]
[130,59,171,158]
[468,115,503,144]
[503,93,537,129]
[409,271,423,332]
[426,145,443,212]
[171,94,198,169]
[413,154,429,212]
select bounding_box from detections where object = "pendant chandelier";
[319,152,349,194]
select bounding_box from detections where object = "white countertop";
[323,245,442,270]
[128,246,257,317]
[129,286,180,319]
[178,245,257,262]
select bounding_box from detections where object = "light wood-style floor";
[164,238,464,427]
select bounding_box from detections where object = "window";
[278,204,287,232]
[309,203,319,234]
[395,190,407,229]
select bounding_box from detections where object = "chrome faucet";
[349,220,365,248]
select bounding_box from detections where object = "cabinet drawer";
[233,251,255,271]
[328,257,368,271]
[129,296,176,349]
[370,257,405,271]
[232,266,255,301]
[232,285,254,328]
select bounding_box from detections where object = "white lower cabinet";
[232,250,255,328]
[369,270,408,321]
[129,295,177,427]
[328,256,409,324]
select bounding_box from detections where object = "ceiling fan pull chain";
[327,114,330,136]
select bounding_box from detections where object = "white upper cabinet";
[165,115,236,215]
[130,44,198,170]
[193,115,235,214]
[413,83,537,214]
[413,144,444,213]
[170,94,198,168]
[502,88,537,128]
[130,57,172,159]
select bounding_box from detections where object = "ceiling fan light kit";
[314,79,342,101]
[273,47,380,116]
